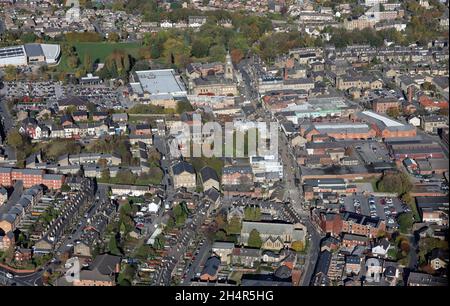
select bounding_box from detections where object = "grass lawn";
[57,42,143,72]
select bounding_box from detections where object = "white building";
[0,43,60,67]
[0,45,27,67]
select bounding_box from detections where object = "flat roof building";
[129,69,187,100]
[0,43,60,67]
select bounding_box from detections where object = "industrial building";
[0,43,61,67]
[128,69,187,101]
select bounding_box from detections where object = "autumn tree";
[226,217,242,235]
[230,49,244,64]
[386,107,400,118]
[162,38,191,68]
[6,128,24,148]
[67,56,79,69]
[3,65,17,81]
[291,241,305,252]
[83,53,93,73]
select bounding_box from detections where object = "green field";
[73,42,142,62]
[57,42,143,72]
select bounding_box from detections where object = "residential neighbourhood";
[0,0,448,290]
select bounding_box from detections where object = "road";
[153,201,210,285]
[181,239,212,285]
[244,76,322,286]
[0,266,44,286]
[0,82,14,143]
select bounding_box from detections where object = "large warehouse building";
[0,43,61,67]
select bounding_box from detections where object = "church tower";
[224,51,234,80]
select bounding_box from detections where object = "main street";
[247,78,322,286]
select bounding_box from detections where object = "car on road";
[6,273,14,279]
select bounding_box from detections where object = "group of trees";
[377,171,412,195]
[244,206,262,221]
[139,13,277,67]
[100,167,163,185]
[97,50,133,79]
[87,136,136,166]
[172,202,190,226]
[6,128,33,167]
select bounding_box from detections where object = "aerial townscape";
[0,0,448,289]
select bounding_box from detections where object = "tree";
[162,38,191,68]
[386,107,400,118]
[230,49,244,64]
[291,241,305,252]
[226,217,242,235]
[398,212,414,234]
[61,184,71,192]
[176,101,194,114]
[377,172,412,195]
[68,56,79,69]
[247,229,262,248]
[244,206,262,221]
[108,32,120,42]
[6,129,24,148]
[191,38,210,58]
[83,53,93,73]
[119,222,126,235]
[108,235,121,255]
[173,203,188,226]
[344,147,353,156]
[3,65,17,81]
[98,158,108,168]
[208,44,226,62]
[153,234,165,250]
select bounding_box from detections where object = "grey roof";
[232,247,261,257]
[273,265,291,279]
[314,250,332,275]
[204,187,220,202]
[200,166,219,183]
[132,69,186,96]
[241,221,305,241]
[43,174,64,180]
[416,196,449,209]
[91,254,121,275]
[407,272,448,286]
[201,256,220,276]
[172,161,195,175]
[241,273,292,286]
[24,43,44,57]
[212,242,235,250]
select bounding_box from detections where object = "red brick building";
[0,168,64,189]
[372,98,400,114]
[314,210,386,238]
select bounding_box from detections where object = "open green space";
[58,42,143,72]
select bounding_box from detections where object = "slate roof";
[201,256,220,277]
[172,161,195,175]
[200,166,219,183]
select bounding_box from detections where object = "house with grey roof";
[240,221,307,251]
[200,166,220,191]
[171,161,196,190]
